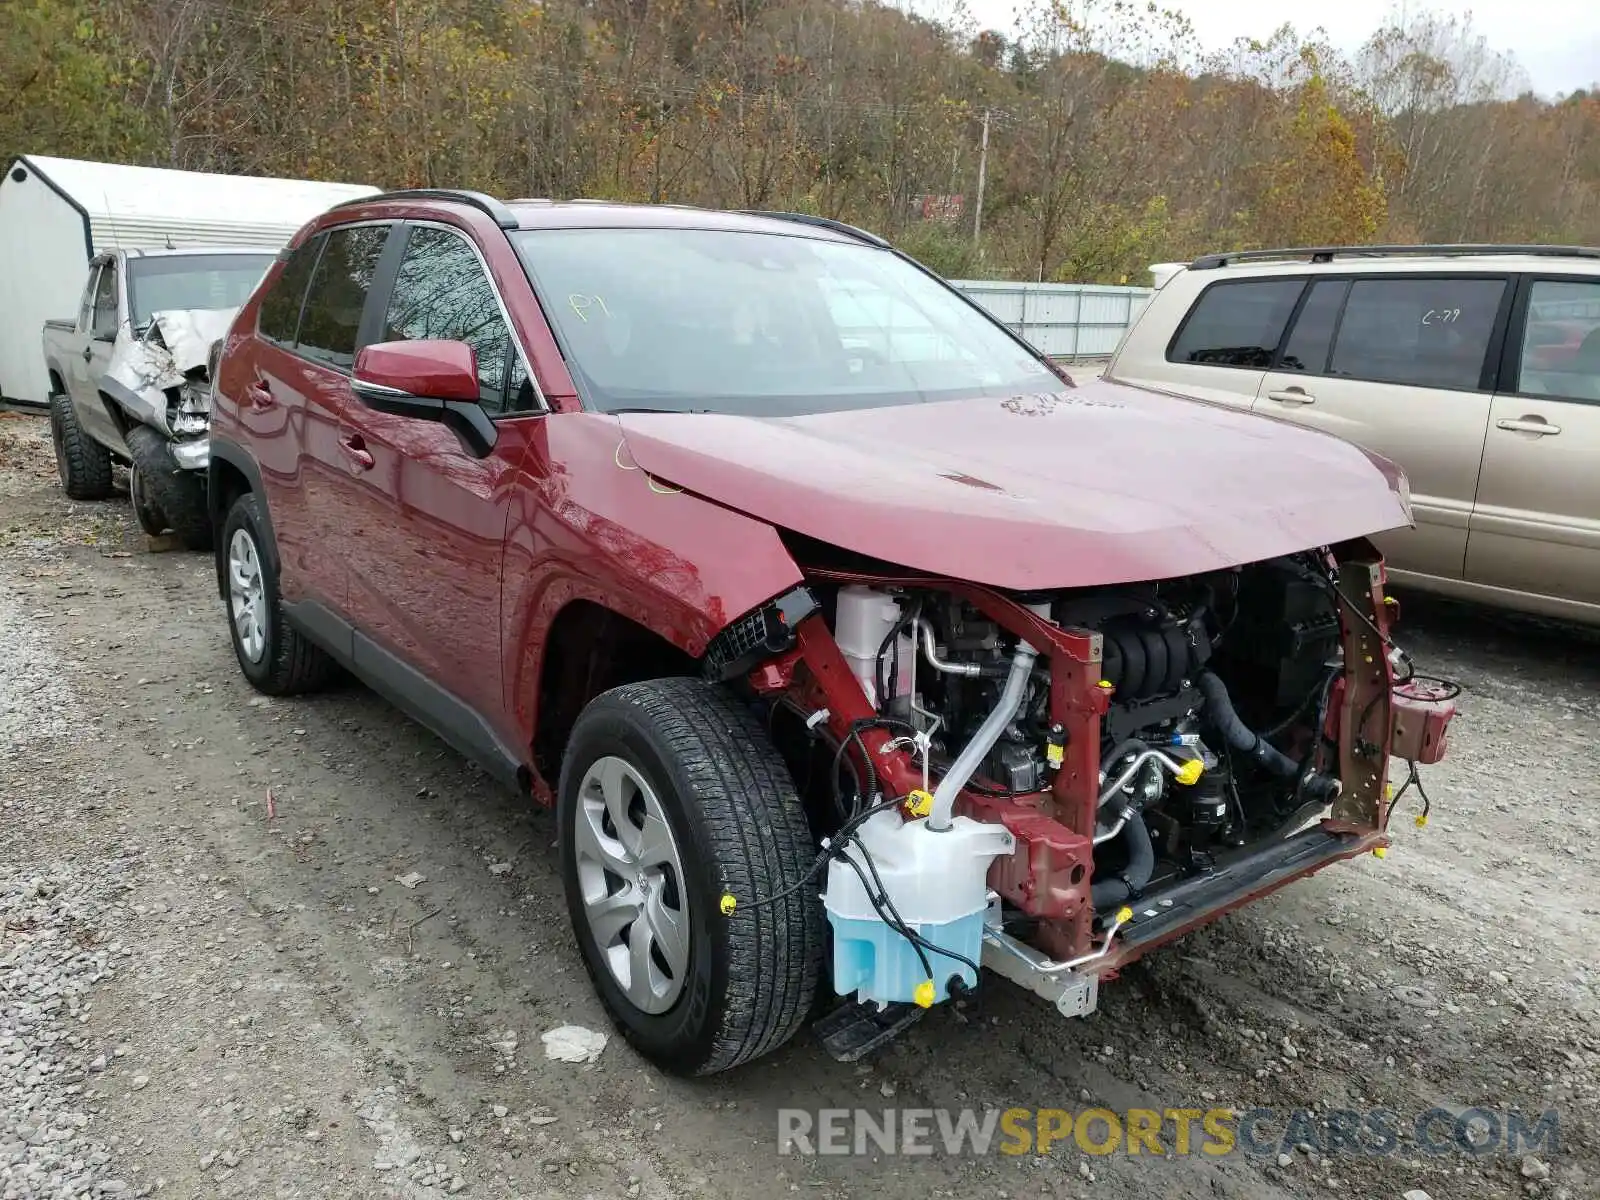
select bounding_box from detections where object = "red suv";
[208,190,1454,1076]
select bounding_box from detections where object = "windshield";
[126,254,276,327]
[510,228,1058,415]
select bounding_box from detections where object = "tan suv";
[1107,245,1600,627]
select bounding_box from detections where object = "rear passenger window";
[383,226,531,415]
[1168,280,1304,368]
[1330,277,1505,391]
[1277,280,1349,374]
[258,236,324,346]
[296,225,391,369]
[1516,280,1600,401]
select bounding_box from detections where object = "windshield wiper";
[605,406,711,415]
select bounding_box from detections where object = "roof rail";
[329,188,520,230]
[739,210,889,248]
[1190,244,1600,270]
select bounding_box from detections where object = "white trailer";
[0,155,379,407]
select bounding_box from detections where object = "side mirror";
[351,339,497,457]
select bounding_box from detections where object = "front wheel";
[558,678,823,1075]
[128,462,166,537]
[125,426,211,550]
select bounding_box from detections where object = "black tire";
[48,390,113,500]
[128,462,167,537]
[125,426,211,550]
[558,678,823,1076]
[220,491,335,695]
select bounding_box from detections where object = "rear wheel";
[125,425,211,550]
[220,492,335,695]
[48,390,113,500]
[558,677,823,1075]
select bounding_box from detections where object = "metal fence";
[950,280,1153,360]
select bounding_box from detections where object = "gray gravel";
[1,409,1597,1200]
[1,872,123,1200]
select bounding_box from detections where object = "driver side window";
[383,226,533,416]
[1517,280,1600,401]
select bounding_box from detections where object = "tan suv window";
[1517,280,1600,402]
[1167,280,1303,368]
[1329,277,1505,391]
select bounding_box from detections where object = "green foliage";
[894,222,980,278]
[0,0,155,164]
[3,0,1597,279]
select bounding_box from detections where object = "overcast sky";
[941,0,1599,97]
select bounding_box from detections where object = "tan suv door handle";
[1496,417,1561,436]
[1266,387,1315,405]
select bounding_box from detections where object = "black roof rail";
[739,210,889,248]
[329,188,520,230]
[1190,244,1600,270]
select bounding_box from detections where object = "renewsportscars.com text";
[777,1106,1560,1159]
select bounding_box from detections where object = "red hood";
[616,380,1412,590]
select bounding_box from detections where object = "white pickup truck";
[41,247,275,547]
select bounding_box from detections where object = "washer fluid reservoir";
[824,809,1013,1007]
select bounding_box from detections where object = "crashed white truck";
[41,247,275,547]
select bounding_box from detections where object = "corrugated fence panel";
[951,280,1152,359]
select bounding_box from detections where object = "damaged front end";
[100,308,237,471]
[712,539,1456,1051]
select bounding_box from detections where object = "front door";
[1466,276,1600,611]
[1253,274,1510,581]
[338,222,541,751]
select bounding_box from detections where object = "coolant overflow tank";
[824,811,1014,1007]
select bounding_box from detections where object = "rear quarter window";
[1167,280,1305,368]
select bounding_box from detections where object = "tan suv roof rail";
[1189,244,1600,270]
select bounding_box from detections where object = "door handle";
[1266,387,1315,405]
[81,345,93,363]
[1496,417,1561,436]
[245,378,275,411]
[339,434,375,470]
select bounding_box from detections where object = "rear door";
[236,224,393,620]
[1253,274,1512,582]
[71,259,125,452]
[61,260,102,401]
[1466,276,1600,611]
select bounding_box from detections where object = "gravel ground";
[1,408,1596,1200]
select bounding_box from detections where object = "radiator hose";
[1197,671,1299,778]
[1090,808,1155,909]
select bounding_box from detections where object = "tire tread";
[49,391,113,500]
[126,425,211,550]
[573,678,823,1074]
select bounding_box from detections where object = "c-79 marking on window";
[1422,308,1462,325]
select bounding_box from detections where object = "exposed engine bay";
[821,555,1349,914]
[733,541,1456,1036]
